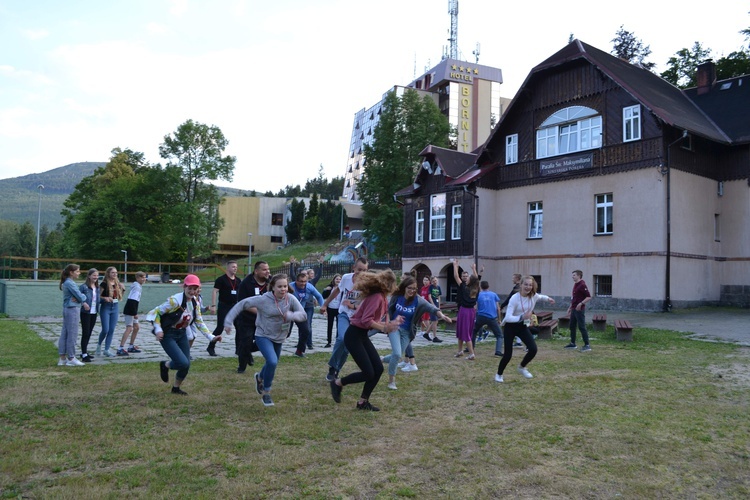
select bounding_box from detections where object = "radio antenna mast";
[447,0,458,60]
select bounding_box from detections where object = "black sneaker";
[422,332,431,341]
[356,400,380,412]
[171,386,187,395]
[494,351,503,357]
[324,343,332,348]
[325,367,338,382]
[307,345,314,350]
[432,337,443,343]
[294,350,305,358]
[116,348,129,357]
[463,347,470,353]
[127,345,141,353]
[160,361,169,383]
[248,356,254,366]
[81,353,92,363]
[261,394,274,407]
[564,343,577,349]
[206,342,217,356]
[254,373,263,395]
[237,368,246,374]
[330,379,342,403]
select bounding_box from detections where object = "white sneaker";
[397,361,407,368]
[517,366,533,379]
[494,374,504,383]
[387,382,398,390]
[66,357,85,367]
[402,364,418,372]
[57,358,66,366]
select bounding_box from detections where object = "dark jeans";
[160,328,191,381]
[212,301,234,337]
[80,311,98,355]
[288,318,311,352]
[570,308,590,345]
[341,325,384,400]
[235,316,256,371]
[497,322,538,375]
[473,314,504,354]
[326,307,339,344]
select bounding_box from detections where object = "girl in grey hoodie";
[224,274,307,407]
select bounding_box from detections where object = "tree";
[358,89,451,256]
[285,198,305,243]
[159,120,236,264]
[716,50,750,80]
[60,148,183,262]
[661,42,712,88]
[611,26,655,70]
[301,193,320,241]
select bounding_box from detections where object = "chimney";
[696,60,716,95]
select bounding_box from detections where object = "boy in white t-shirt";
[117,271,146,356]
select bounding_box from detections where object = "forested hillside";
[0,162,104,227]
[0,162,257,228]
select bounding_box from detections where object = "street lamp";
[34,184,44,280]
[121,250,128,283]
[247,233,253,272]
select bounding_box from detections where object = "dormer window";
[536,106,602,159]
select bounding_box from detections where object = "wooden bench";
[614,319,634,341]
[592,314,607,331]
[534,310,553,323]
[536,319,558,339]
[557,313,571,330]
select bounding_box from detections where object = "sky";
[0,0,747,194]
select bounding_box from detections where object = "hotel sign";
[449,64,478,82]
[539,152,593,176]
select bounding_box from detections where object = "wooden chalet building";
[398,40,750,310]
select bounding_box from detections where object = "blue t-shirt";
[391,295,417,328]
[476,290,501,319]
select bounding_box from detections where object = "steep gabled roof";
[685,75,750,144]
[478,39,738,164]
[418,145,477,178]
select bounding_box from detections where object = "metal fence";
[269,258,402,284]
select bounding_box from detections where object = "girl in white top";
[496,275,555,383]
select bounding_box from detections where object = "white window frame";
[505,134,518,164]
[623,105,641,142]
[451,205,462,240]
[429,194,446,241]
[415,209,424,243]
[536,106,602,159]
[595,193,613,235]
[528,201,543,239]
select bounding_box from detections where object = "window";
[429,194,446,241]
[595,194,613,234]
[623,105,641,142]
[594,275,612,297]
[528,202,543,238]
[506,134,518,164]
[270,236,283,243]
[415,210,424,243]
[532,275,542,293]
[271,213,283,226]
[536,106,602,159]
[451,205,462,239]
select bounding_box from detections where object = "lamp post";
[34,184,44,280]
[121,250,128,283]
[247,233,253,273]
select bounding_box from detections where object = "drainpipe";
[463,185,480,269]
[664,130,688,312]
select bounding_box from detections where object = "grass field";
[1,319,748,498]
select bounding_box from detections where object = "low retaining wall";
[0,280,192,317]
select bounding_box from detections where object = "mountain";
[0,162,104,228]
[0,162,259,228]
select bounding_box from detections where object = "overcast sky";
[0,0,747,193]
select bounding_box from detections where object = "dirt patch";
[707,349,750,387]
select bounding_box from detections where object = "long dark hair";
[59,264,80,290]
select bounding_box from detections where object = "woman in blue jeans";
[147,274,221,395]
[383,275,452,390]
[96,266,124,357]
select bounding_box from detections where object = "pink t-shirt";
[350,293,387,330]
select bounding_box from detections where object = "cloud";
[21,28,49,41]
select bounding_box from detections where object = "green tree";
[611,25,655,70]
[301,193,320,241]
[716,50,750,80]
[61,148,183,262]
[357,89,451,256]
[661,42,712,88]
[159,120,236,264]
[285,198,305,243]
